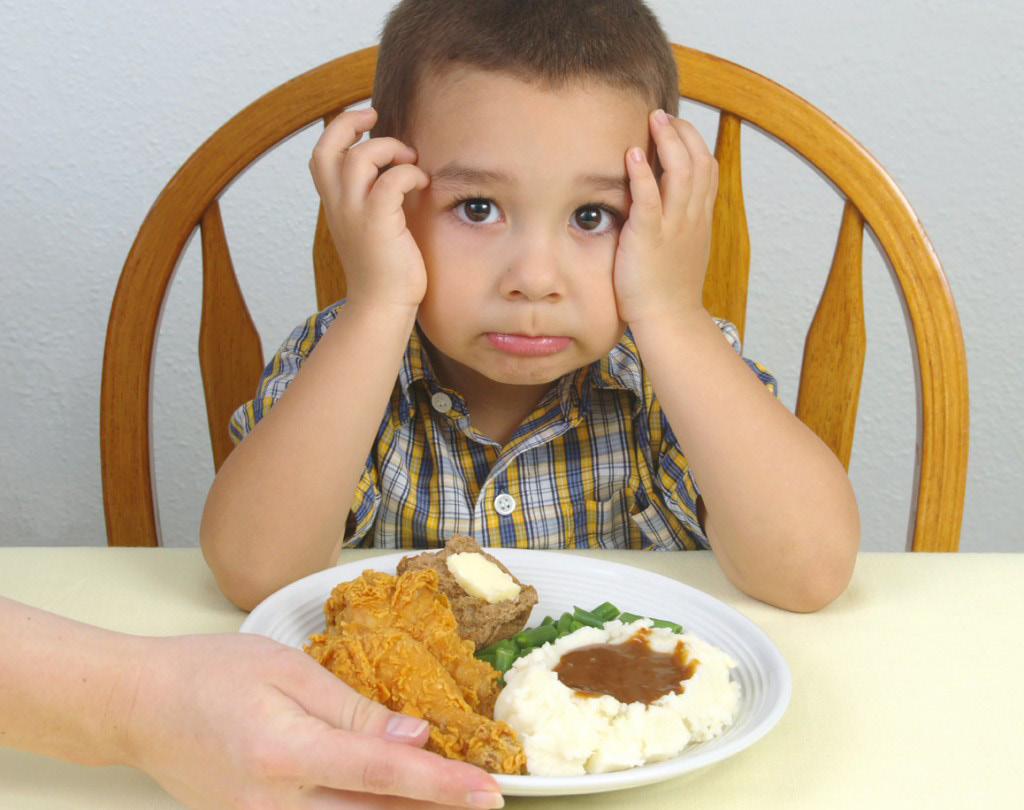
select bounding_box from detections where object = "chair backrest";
[101,45,968,551]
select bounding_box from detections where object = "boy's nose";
[499,237,566,302]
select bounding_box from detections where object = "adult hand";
[123,632,504,809]
[309,106,431,311]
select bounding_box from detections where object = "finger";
[321,673,431,744]
[666,115,717,219]
[282,666,501,805]
[624,145,662,234]
[299,729,502,808]
[364,163,431,225]
[285,655,428,746]
[309,107,379,207]
[306,786,504,810]
[648,109,693,217]
[339,136,420,211]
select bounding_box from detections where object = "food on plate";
[302,550,740,778]
[477,601,685,678]
[397,535,538,650]
[304,568,526,774]
[493,619,740,776]
[448,552,521,603]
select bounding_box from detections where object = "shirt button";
[431,392,453,414]
[493,493,516,516]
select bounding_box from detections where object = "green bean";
[650,618,684,634]
[572,605,605,628]
[514,623,558,649]
[476,605,685,676]
[476,638,518,659]
[493,646,516,673]
[590,601,620,621]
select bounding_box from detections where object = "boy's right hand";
[309,107,430,311]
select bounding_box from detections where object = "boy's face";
[403,68,650,394]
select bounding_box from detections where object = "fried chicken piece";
[397,535,538,650]
[307,624,525,774]
[321,568,499,716]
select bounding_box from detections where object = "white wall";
[1,0,1020,552]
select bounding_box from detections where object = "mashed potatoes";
[493,619,740,776]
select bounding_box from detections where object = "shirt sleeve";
[653,317,779,547]
[713,317,778,396]
[228,303,343,444]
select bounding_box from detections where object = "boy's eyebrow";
[430,163,629,195]
[579,173,630,195]
[430,163,513,187]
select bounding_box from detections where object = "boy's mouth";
[485,333,571,356]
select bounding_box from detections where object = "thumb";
[297,658,431,745]
[350,697,431,746]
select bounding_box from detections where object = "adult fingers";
[308,107,378,208]
[305,786,504,810]
[332,679,430,743]
[283,654,428,746]
[281,669,501,806]
[298,730,503,808]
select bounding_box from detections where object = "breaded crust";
[397,535,538,650]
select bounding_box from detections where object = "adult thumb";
[335,682,431,745]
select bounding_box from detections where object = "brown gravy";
[553,628,698,705]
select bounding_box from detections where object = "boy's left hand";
[613,110,718,327]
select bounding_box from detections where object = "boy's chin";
[481,353,597,388]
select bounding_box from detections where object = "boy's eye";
[455,198,501,224]
[573,205,616,233]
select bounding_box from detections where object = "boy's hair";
[371,0,679,140]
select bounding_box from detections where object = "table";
[1,547,1022,809]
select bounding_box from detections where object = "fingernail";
[629,147,645,163]
[654,108,669,124]
[385,714,428,740]
[467,790,505,809]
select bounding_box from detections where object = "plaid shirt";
[230,301,777,551]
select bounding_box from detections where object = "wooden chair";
[101,45,968,550]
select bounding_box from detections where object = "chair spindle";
[795,199,866,470]
[199,201,265,471]
[703,111,750,342]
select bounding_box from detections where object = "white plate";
[241,549,790,797]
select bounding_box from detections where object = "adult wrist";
[99,634,164,770]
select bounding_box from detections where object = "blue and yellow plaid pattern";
[230,301,777,551]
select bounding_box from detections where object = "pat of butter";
[446,552,521,604]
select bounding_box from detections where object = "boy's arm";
[200,108,429,610]
[616,111,859,612]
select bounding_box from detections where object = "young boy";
[201,0,860,614]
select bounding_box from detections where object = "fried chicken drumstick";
[305,569,525,774]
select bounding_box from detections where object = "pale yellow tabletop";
[1,547,1022,809]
